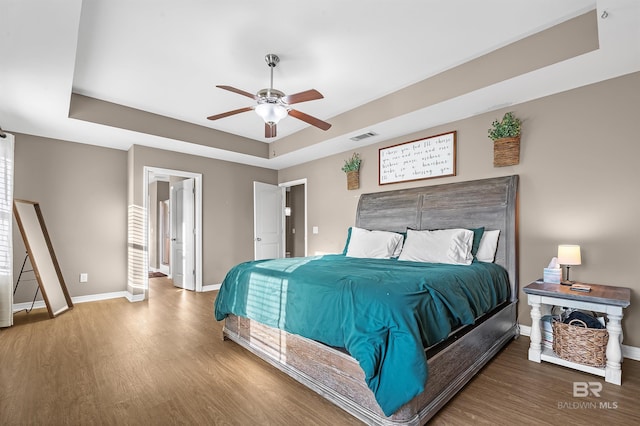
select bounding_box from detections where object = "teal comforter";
[214,255,509,416]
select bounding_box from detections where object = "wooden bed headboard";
[355,175,519,300]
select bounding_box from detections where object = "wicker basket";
[552,319,608,367]
[346,170,359,190]
[493,136,520,167]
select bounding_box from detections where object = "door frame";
[279,178,308,257]
[144,166,203,294]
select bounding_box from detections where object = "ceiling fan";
[207,54,331,138]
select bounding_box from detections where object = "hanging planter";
[488,112,522,167]
[493,136,521,167]
[341,152,362,190]
[346,170,360,190]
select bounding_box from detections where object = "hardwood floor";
[1,278,638,425]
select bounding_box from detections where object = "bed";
[214,175,519,425]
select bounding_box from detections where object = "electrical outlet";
[312,226,319,234]
[80,273,88,283]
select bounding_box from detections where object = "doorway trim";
[279,178,308,257]
[144,166,203,295]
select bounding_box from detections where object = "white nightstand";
[524,281,631,385]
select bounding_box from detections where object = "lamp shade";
[255,103,288,124]
[557,245,581,265]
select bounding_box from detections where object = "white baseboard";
[202,283,221,292]
[12,300,47,313]
[518,323,640,361]
[623,344,640,361]
[13,283,218,313]
[125,291,145,302]
[74,291,128,303]
[13,291,130,312]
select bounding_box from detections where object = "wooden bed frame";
[222,175,519,425]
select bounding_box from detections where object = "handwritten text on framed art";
[379,131,456,185]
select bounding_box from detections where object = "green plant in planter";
[341,152,362,173]
[488,112,522,141]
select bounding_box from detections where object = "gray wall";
[278,71,640,347]
[13,134,127,300]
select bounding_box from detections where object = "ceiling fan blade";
[207,106,254,121]
[288,109,332,131]
[216,85,258,100]
[282,89,324,105]
[265,123,277,138]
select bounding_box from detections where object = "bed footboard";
[222,301,517,425]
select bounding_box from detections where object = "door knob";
[256,237,262,241]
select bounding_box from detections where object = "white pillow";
[398,229,474,265]
[345,227,404,259]
[476,230,500,262]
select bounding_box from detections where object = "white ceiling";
[1,0,639,169]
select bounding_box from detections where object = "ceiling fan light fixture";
[208,53,331,136]
[255,102,288,125]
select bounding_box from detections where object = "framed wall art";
[379,131,456,185]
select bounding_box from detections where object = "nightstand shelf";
[524,281,631,385]
[540,346,605,378]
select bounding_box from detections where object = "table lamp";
[558,244,581,285]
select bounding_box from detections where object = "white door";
[170,178,195,290]
[254,182,284,260]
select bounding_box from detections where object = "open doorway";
[253,179,307,260]
[149,175,170,276]
[144,167,203,297]
[280,179,307,257]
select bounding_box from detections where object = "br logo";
[573,381,602,397]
